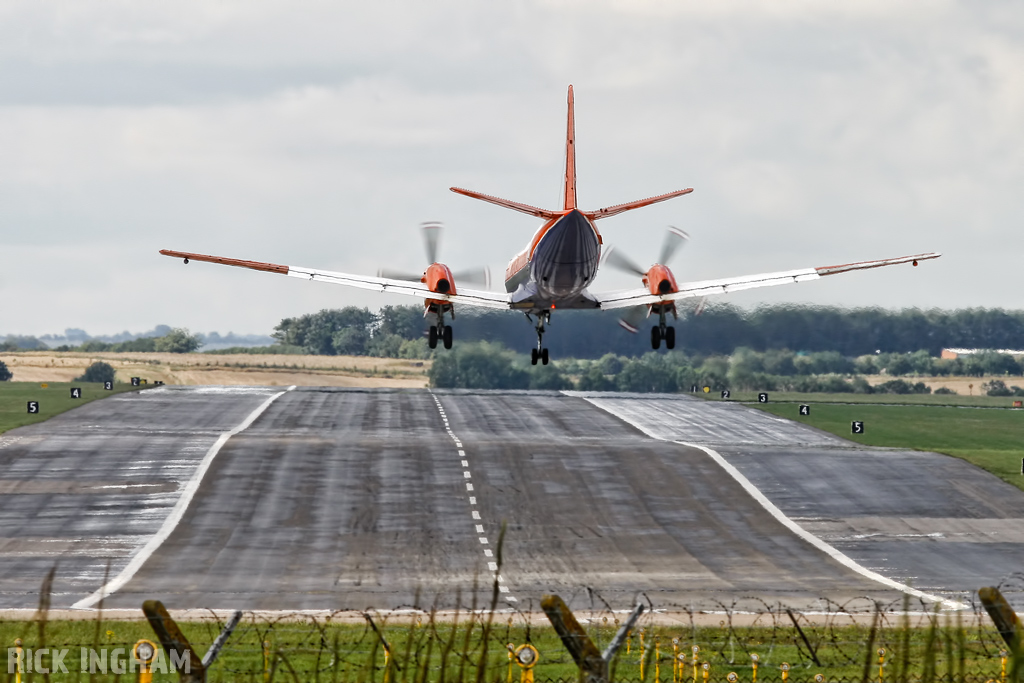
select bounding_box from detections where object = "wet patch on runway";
[578,392,1024,607]
[569,392,846,446]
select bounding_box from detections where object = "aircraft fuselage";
[504,209,602,304]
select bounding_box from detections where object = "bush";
[398,338,432,360]
[0,360,11,381]
[934,386,957,395]
[367,333,404,358]
[576,365,615,391]
[427,342,529,390]
[528,365,573,390]
[76,361,115,383]
[875,379,931,395]
[983,379,1013,397]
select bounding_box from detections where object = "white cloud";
[0,1,1021,337]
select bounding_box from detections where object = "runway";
[0,387,1020,612]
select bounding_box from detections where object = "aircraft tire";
[442,325,453,349]
[428,326,438,349]
[531,348,538,365]
[651,326,661,349]
[665,326,676,350]
[541,348,549,365]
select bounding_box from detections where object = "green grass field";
[704,390,1021,408]
[748,397,1024,492]
[0,612,1010,682]
[0,381,142,436]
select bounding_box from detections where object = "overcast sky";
[1,1,1021,337]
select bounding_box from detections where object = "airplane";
[160,85,940,365]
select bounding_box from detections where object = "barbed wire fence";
[3,581,1024,683]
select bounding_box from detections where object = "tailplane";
[450,85,691,221]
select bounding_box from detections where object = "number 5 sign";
[852,421,865,434]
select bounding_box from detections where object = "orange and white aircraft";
[161,86,940,365]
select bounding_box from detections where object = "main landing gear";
[427,303,454,350]
[428,324,453,350]
[651,307,676,350]
[529,311,550,365]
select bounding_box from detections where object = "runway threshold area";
[2,387,1020,611]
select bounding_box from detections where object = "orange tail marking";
[563,85,577,211]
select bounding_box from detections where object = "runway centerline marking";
[429,391,516,602]
[72,386,296,609]
[574,393,967,610]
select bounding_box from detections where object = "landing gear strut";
[528,312,550,365]
[651,307,676,350]
[427,305,454,350]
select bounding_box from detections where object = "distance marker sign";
[799,405,810,416]
[70,387,81,399]
[27,401,39,414]
[758,393,768,403]
[852,421,865,434]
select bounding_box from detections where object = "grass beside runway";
[0,612,1012,682]
[747,397,1024,493]
[0,381,143,436]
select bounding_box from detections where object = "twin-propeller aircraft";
[161,86,939,364]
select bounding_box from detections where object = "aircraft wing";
[159,249,513,310]
[596,252,941,310]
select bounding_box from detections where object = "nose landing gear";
[528,311,551,365]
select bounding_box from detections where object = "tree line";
[429,344,1024,396]
[263,304,1024,359]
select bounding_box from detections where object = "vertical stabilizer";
[563,85,577,211]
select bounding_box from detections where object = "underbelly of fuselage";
[528,210,601,301]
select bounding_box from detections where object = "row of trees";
[266,304,1024,360]
[58,329,203,354]
[429,343,984,394]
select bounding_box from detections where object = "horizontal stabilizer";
[450,187,561,220]
[591,188,694,220]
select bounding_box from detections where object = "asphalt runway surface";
[1,387,1022,612]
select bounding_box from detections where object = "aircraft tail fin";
[563,85,577,211]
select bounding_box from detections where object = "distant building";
[941,348,1024,359]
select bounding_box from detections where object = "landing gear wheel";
[541,348,549,365]
[651,326,661,350]
[442,325,453,350]
[531,348,539,365]
[428,326,438,349]
[665,326,676,350]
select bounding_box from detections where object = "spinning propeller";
[603,227,697,333]
[378,222,491,290]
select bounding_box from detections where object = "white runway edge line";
[72,386,296,609]
[428,391,517,604]
[572,394,967,611]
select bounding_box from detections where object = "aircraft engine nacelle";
[423,262,458,296]
[642,264,679,296]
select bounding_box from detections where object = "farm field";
[0,351,430,388]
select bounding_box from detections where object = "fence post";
[980,587,1021,653]
[142,601,242,683]
[540,594,644,683]
[142,600,205,683]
